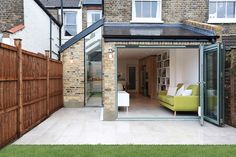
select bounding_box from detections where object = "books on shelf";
[157,51,170,92]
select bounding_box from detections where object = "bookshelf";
[157,51,170,93]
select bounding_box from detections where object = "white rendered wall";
[10,0,60,56]
[169,49,199,87]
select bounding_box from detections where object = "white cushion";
[181,90,192,96]
[118,83,123,91]
[176,86,185,96]
[167,87,178,96]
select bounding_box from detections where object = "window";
[87,10,102,27]
[209,0,236,23]
[64,12,77,36]
[132,0,162,23]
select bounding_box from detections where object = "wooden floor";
[118,94,197,118]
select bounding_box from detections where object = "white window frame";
[208,0,236,23]
[64,11,77,36]
[87,10,102,27]
[131,0,163,23]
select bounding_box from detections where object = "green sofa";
[158,85,199,116]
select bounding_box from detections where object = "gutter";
[58,0,64,60]
[50,19,52,58]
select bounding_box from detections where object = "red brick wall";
[225,48,236,127]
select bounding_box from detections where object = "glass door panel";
[200,43,224,126]
[85,27,102,107]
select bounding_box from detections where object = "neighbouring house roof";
[60,19,219,52]
[83,0,103,6]
[34,0,61,26]
[5,24,25,34]
[40,0,81,8]
[103,23,218,42]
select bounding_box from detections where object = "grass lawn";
[0,145,236,157]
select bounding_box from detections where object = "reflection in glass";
[205,51,218,120]
[227,2,235,18]
[217,2,226,18]
[135,1,158,18]
[85,27,102,107]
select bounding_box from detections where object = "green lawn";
[0,145,236,157]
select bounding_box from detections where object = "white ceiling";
[118,48,167,60]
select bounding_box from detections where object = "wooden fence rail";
[0,40,63,148]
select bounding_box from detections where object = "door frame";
[199,43,224,126]
[115,45,202,121]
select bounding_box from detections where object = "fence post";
[14,39,23,136]
[45,50,50,116]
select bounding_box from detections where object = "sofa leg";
[174,111,176,116]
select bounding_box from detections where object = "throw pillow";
[167,87,178,96]
[181,89,192,96]
[176,86,185,96]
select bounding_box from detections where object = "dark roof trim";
[104,38,215,43]
[60,18,104,52]
[104,23,216,36]
[45,6,81,9]
[34,0,61,27]
[103,23,218,43]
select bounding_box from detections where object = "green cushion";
[187,85,199,96]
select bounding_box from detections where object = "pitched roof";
[40,0,81,8]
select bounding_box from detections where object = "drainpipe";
[58,0,64,60]
[102,0,104,17]
[50,19,52,59]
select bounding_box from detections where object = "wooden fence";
[0,40,63,148]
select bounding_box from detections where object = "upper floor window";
[209,0,236,23]
[132,0,162,23]
[87,10,102,27]
[64,12,77,36]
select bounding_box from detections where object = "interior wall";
[118,59,139,92]
[170,49,199,87]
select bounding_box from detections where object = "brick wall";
[0,0,24,32]
[82,6,103,30]
[103,0,236,35]
[62,40,85,107]
[225,48,236,127]
[82,7,88,29]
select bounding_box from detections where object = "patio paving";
[14,108,236,145]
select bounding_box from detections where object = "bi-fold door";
[200,43,224,126]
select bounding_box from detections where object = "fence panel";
[49,60,63,114]
[0,44,18,148]
[0,42,63,148]
[22,51,48,134]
